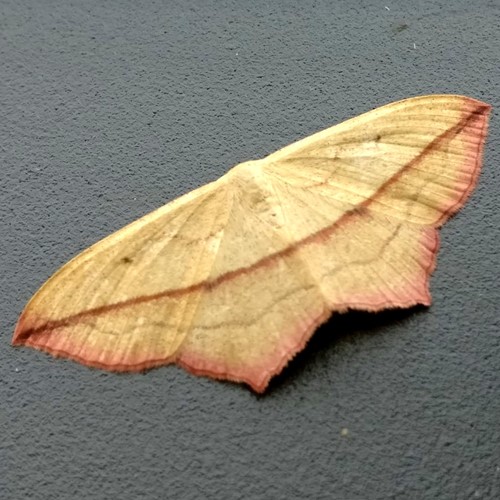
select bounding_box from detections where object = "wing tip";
[12,311,35,346]
[434,97,491,227]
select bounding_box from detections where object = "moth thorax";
[228,160,264,184]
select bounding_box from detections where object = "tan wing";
[13,180,235,369]
[265,95,490,227]
[247,94,491,316]
[14,95,490,393]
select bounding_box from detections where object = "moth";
[13,95,491,392]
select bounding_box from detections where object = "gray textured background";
[1,1,499,499]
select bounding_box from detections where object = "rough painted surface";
[1,1,499,499]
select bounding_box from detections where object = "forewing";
[265,95,490,227]
[242,94,490,329]
[13,181,234,370]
